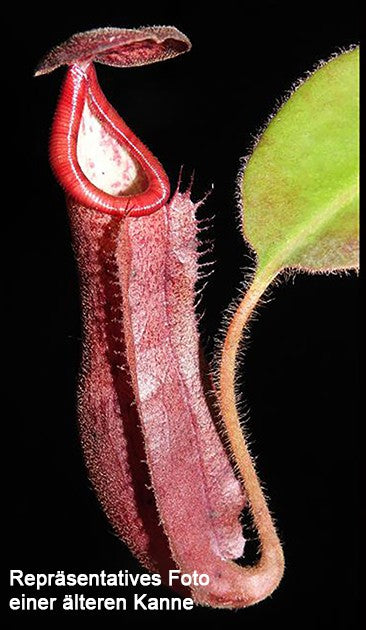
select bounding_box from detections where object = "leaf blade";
[242,47,359,275]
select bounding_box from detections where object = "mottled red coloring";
[49,64,169,216]
[34,26,191,76]
[36,26,286,608]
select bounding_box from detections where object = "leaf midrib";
[257,177,359,275]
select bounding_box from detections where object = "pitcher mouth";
[49,62,170,217]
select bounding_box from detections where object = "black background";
[6,1,360,627]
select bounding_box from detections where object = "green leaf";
[241,47,359,276]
